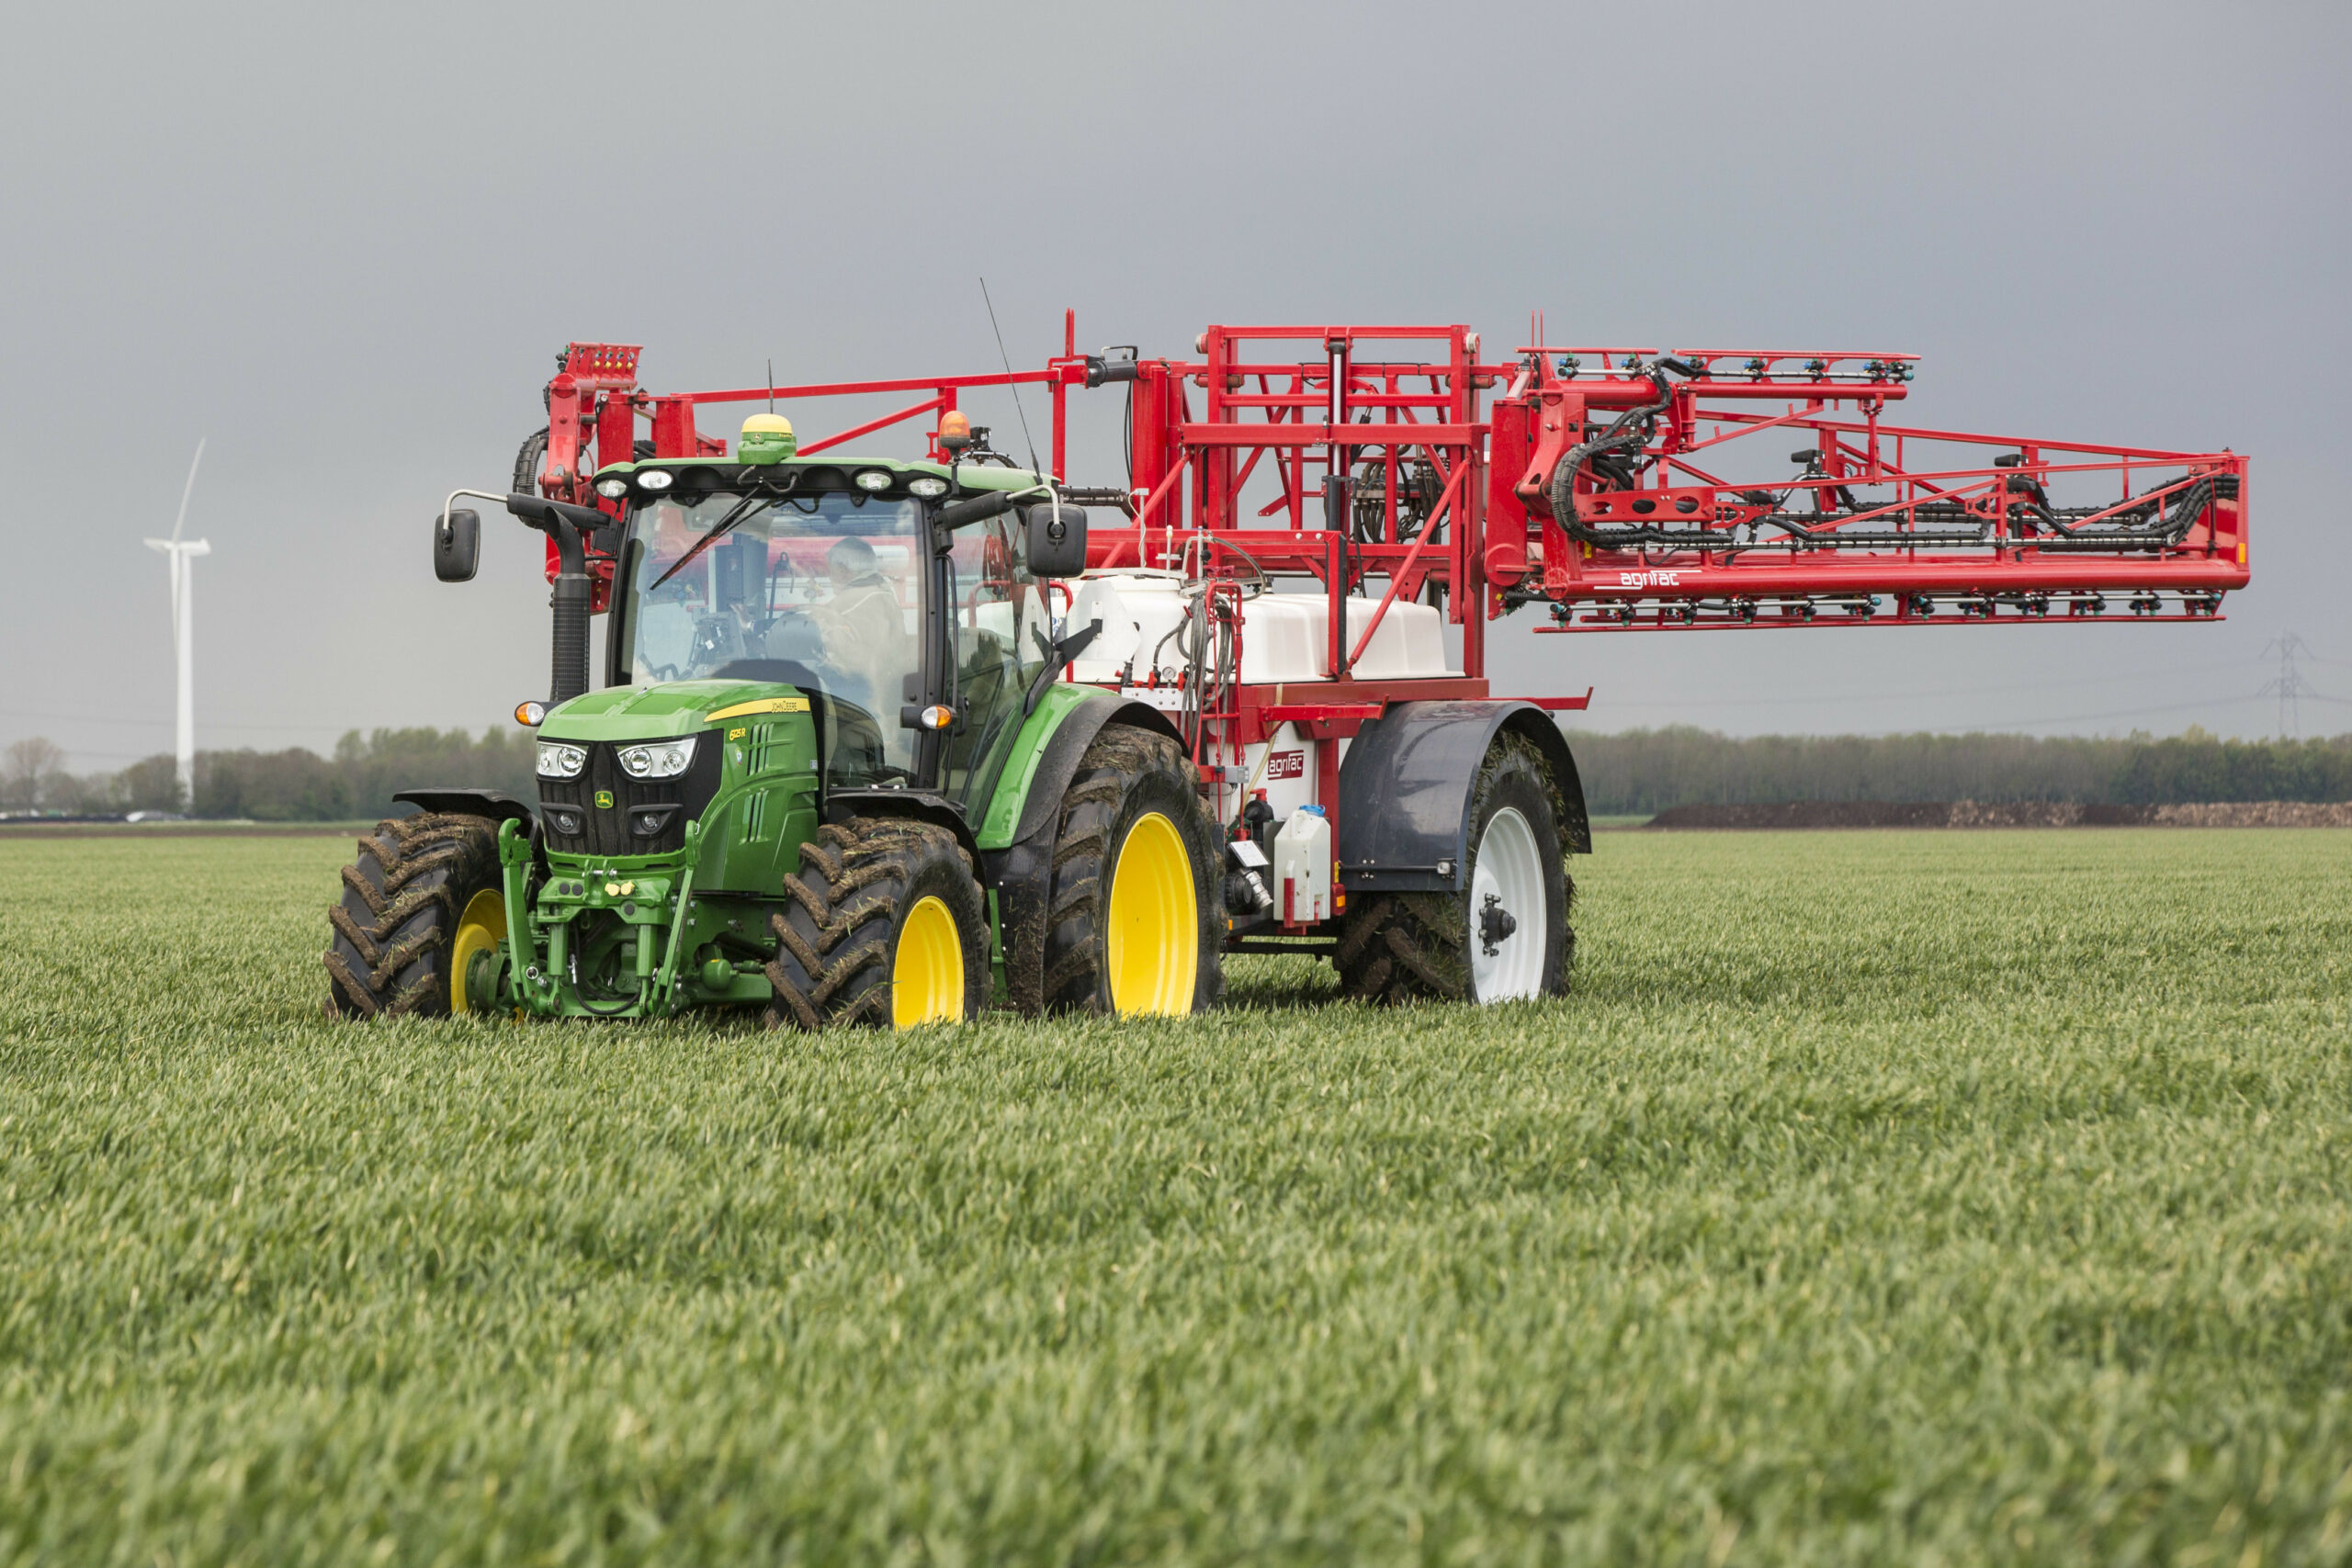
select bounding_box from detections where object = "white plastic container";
[1068,574,1459,686]
[1066,573,1191,683]
[1237,592,1456,682]
[1272,807,1333,925]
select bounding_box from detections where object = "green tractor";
[326,412,1223,1026]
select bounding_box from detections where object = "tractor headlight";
[636,469,675,491]
[907,476,947,498]
[854,469,893,492]
[536,741,588,779]
[616,736,696,780]
[595,476,629,499]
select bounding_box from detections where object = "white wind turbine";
[143,439,209,810]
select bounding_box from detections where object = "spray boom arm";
[517,316,2248,679]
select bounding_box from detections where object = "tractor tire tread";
[763,817,985,1032]
[1039,724,1224,1016]
[323,812,502,1020]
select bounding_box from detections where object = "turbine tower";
[143,439,209,810]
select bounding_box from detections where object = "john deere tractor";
[325,411,1223,1025]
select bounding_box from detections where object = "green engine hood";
[538,680,810,742]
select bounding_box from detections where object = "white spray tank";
[1272,805,1333,925]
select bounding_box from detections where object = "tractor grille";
[538,736,720,860]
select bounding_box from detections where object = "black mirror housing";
[1024,502,1088,578]
[435,508,481,582]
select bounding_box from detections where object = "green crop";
[1,829,2347,1565]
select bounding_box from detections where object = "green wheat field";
[1,829,2348,1565]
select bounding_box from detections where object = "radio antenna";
[979,277,1043,479]
[766,358,775,413]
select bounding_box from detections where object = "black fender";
[1335,701,1589,896]
[980,689,1187,1016]
[822,788,985,873]
[392,788,537,830]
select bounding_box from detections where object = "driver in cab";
[799,536,909,711]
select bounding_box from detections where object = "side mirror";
[1023,502,1088,578]
[435,508,481,582]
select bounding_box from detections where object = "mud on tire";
[1334,731,1574,1004]
[324,812,503,1019]
[1041,724,1225,1016]
[764,817,988,1030]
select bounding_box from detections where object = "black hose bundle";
[1545,367,1676,535]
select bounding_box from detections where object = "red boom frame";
[529,311,2248,681]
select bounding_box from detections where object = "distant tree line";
[5,725,2348,822]
[1,729,534,821]
[1566,727,2352,816]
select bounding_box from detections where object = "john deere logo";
[594,789,615,809]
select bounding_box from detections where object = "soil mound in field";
[1646,800,2352,829]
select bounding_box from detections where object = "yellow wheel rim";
[1106,811,1197,1016]
[892,895,967,1028]
[448,887,505,1016]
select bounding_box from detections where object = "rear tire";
[1335,732,1573,1004]
[324,812,504,1019]
[765,818,989,1030]
[1042,725,1224,1016]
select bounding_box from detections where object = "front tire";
[765,818,989,1030]
[1042,725,1224,1016]
[1335,732,1573,1004]
[324,812,504,1019]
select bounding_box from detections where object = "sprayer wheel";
[1334,731,1574,1005]
[323,812,504,1020]
[764,817,988,1031]
[1039,724,1224,1017]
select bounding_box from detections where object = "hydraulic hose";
[1546,367,1676,534]
[513,428,548,496]
[2026,475,2239,552]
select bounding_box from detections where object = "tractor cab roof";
[593,454,1048,498]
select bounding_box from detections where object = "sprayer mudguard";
[1335,701,1589,895]
[978,683,1185,1015]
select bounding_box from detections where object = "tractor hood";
[538,680,809,742]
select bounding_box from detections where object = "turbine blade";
[168,437,206,544]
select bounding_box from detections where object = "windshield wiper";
[649,476,800,590]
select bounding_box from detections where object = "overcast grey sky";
[4,2,2344,772]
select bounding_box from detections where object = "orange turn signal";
[515,701,547,727]
[917,705,956,731]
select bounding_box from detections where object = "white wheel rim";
[1467,806,1546,1001]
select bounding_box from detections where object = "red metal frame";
[531,316,1096,608]
[526,314,2248,729]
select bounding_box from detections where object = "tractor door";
[936,505,1052,815]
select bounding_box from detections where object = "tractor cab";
[596,449,1070,820]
